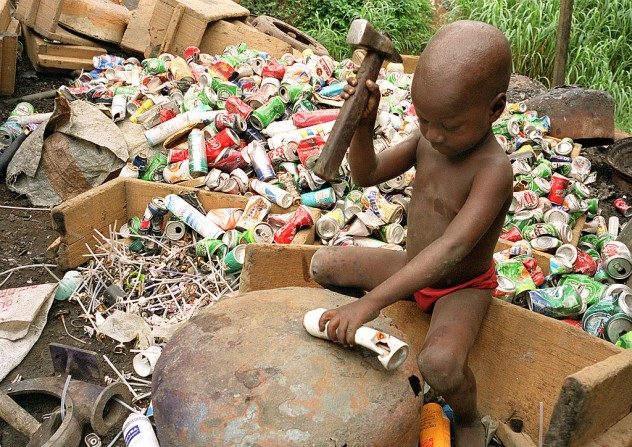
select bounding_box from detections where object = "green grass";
[449,0,632,132]
[241,0,434,60]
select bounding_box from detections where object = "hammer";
[313,19,402,181]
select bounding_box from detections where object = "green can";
[140,153,168,181]
[198,86,218,107]
[513,215,534,232]
[128,238,145,253]
[596,232,614,251]
[195,238,228,258]
[559,274,607,307]
[572,182,590,199]
[527,285,585,318]
[389,104,405,118]
[292,99,317,113]
[496,260,536,296]
[582,293,619,337]
[142,58,166,75]
[221,54,241,67]
[615,331,632,348]
[523,223,558,240]
[211,77,241,100]
[531,163,552,179]
[515,174,533,184]
[528,177,551,196]
[579,234,599,251]
[10,102,35,117]
[223,244,246,273]
[128,216,141,236]
[114,86,139,97]
[585,198,599,216]
[605,313,632,343]
[250,96,286,130]
[279,83,313,104]
[585,248,601,261]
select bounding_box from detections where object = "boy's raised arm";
[343,79,418,186]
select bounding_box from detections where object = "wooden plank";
[22,26,105,71]
[0,0,10,32]
[56,218,127,269]
[200,19,292,59]
[584,412,632,447]
[240,244,320,293]
[0,19,18,96]
[15,0,97,46]
[545,348,632,446]
[496,421,537,447]
[120,0,157,55]
[58,0,131,45]
[237,243,621,440]
[51,177,127,246]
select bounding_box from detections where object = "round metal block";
[153,287,422,446]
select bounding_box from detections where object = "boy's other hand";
[341,78,380,121]
[318,300,380,346]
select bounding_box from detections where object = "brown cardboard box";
[199,19,292,58]
[23,26,106,72]
[51,178,315,270]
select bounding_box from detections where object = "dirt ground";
[0,43,631,447]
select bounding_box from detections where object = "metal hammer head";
[346,19,402,63]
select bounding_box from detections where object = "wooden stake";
[553,0,574,86]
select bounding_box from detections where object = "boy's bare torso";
[406,132,512,288]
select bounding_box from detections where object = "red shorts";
[413,264,498,313]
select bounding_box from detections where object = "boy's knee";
[418,347,465,395]
[309,248,332,285]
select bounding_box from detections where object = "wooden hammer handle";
[0,392,41,438]
[313,52,384,181]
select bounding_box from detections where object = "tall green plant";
[450,0,632,131]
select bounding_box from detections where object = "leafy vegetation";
[241,0,434,60]
[450,0,632,132]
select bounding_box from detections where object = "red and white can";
[273,205,316,244]
[214,112,247,133]
[548,173,570,205]
[205,128,240,162]
[613,198,632,217]
[225,96,253,120]
[296,135,325,169]
[211,148,248,172]
[167,147,189,164]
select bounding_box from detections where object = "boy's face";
[411,75,498,157]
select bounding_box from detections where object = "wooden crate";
[146,0,292,58]
[0,16,19,96]
[51,177,315,270]
[23,26,106,72]
[120,0,157,56]
[239,243,630,447]
[14,0,97,46]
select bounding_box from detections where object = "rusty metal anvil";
[313,19,402,181]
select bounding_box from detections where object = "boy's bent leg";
[310,246,407,291]
[417,288,491,447]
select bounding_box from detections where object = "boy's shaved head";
[415,20,512,108]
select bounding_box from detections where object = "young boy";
[310,20,514,446]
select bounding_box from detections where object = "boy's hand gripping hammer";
[313,19,402,181]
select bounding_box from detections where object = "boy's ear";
[489,93,507,122]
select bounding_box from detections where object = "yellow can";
[419,403,451,447]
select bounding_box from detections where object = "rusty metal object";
[524,86,614,140]
[607,137,632,195]
[0,344,132,446]
[313,19,402,180]
[153,287,422,446]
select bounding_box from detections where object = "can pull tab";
[303,308,409,370]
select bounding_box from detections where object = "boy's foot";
[455,420,487,447]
